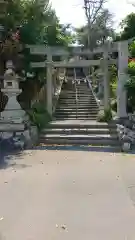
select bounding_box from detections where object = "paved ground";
[0,148,135,239]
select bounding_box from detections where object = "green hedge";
[28,102,51,129]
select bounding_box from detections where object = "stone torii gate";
[28,40,129,119]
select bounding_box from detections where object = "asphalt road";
[0,148,135,239]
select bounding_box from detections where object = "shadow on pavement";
[1,142,135,170]
[34,144,135,154]
[34,145,123,153]
[0,141,30,170]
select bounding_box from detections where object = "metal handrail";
[74,80,78,119]
[85,75,100,108]
[74,68,78,119]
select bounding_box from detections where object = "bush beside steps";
[97,109,112,122]
[27,102,51,130]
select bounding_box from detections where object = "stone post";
[46,49,53,115]
[103,45,110,111]
[117,41,128,118]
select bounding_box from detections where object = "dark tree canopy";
[118,13,135,40]
[3,0,75,46]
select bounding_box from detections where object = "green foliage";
[111,99,117,112]
[119,13,135,112]
[109,64,117,99]
[110,65,117,83]
[4,0,74,46]
[28,102,51,129]
[111,80,117,98]
[129,41,135,57]
[97,109,112,122]
[125,60,135,111]
[44,23,75,46]
[3,0,75,83]
[127,61,135,76]
[120,13,135,40]
[125,77,135,109]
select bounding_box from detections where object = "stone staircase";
[54,80,98,120]
[39,79,120,150]
[39,121,120,148]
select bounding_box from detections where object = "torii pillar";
[46,49,53,115]
[103,44,110,111]
[117,41,128,119]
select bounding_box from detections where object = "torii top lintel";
[27,39,132,57]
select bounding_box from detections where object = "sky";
[51,0,135,30]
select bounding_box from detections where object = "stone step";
[76,87,90,89]
[42,128,117,135]
[58,102,97,105]
[61,90,91,92]
[59,101,96,104]
[55,108,98,111]
[61,92,91,94]
[48,121,117,129]
[60,98,95,100]
[40,137,119,146]
[58,102,98,105]
[58,103,97,106]
[61,89,91,91]
[59,100,96,102]
[58,101,97,104]
[55,112,98,116]
[59,98,95,101]
[54,114,97,117]
[76,91,91,93]
[77,89,90,91]
[60,95,93,98]
[60,96,92,98]
[77,91,92,93]
[56,103,99,108]
[60,93,93,96]
[37,144,121,152]
[58,104,98,107]
[60,95,94,98]
[77,88,90,90]
[55,113,98,116]
[55,111,98,114]
[54,117,97,120]
[55,109,98,113]
[41,133,118,139]
[56,109,98,112]
[56,106,98,110]
[57,104,97,107]
[54,116,98,120]
[61,92,92,95]
[59,98,93,101]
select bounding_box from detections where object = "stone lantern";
[1,60,25,123]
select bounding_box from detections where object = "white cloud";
[51,0,135,28]
[51,0,85,27]
[106,0,134,28]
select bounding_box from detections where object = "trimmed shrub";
[27,102,51,129]
[97,109,112,122]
